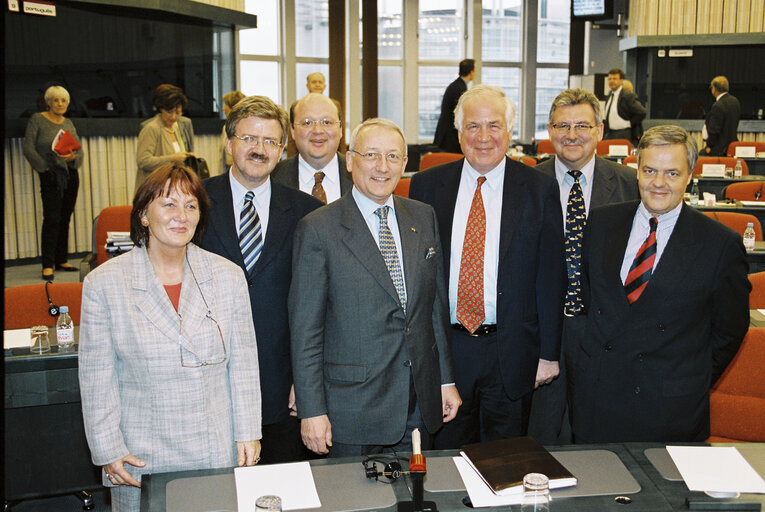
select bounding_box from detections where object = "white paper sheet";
[666,446,765,494]
[4,328,31,349]
[452,457,524,507]
[234,461,321,511]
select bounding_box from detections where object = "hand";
[237,440,261,466]
[534,358,560,389]
[705,147,711,154]
[288,385,298,417]
[441,385,462,422]
[103,454,146,487]
[61,151,77,162]
[301,415,332,455]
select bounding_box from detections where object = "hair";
[222,90,246,109]
[152,84,188,112]
[292,93,341,125]
[44,86,70,107]
[348,117,407,155]
[454,84,515,133]
[548,88,602,125]
[608,68,625,79]
[225,95,289,145]
[130,163,210,247]
[710,76,729,93]
[637,125,698,173]
[307,72,325,83]
[459,59,476,77]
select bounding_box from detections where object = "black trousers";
[259,416,313,465]
[39,168,79,269]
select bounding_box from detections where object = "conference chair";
[724,181,765,202]
[4,282,83,329]
[727,141,765,158]
[748,272,765,309]
[394,177,411,198]
[709,327,765,442]
[419,152,462,171]
[80,205,132,279]
[510,155,538,166]
[694,156,749,176]
[596,139,633,156]
[622,155,638,168]
[701,211,762,241]
[536,139,555,156]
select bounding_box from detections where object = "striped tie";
[624,217,658,304]
[564,170,586,315]
[239,191,263,276]
[374,206,407,313]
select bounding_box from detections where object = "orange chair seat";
[394,177,411,197]
[694,156,749,176]
[749,271,765,309]
[724,181,765,202]
[727,141,765,157]
[95,205,133,266]
[5,283,84,328]
[419,152,462,171]
[596,139,633,156]
[702,211,762,241]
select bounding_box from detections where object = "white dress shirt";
[229,170,271,240]
[448,159,506,325]
[298,154,342,203]
[606,86,631,130]
[619,201,683,284]
[554,154,597,229]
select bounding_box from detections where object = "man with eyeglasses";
[272,93,351,203]
[201,96,323,464]
[528,88,639,445]
[568,125,749,443]
[290,117,461,457]
[603,68,646,146]
[409,84,566,448]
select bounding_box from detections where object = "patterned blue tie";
[374,206,407,313]
[239,191,262,276]
[564,170,585,315]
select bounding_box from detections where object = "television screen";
[573,0,610,18]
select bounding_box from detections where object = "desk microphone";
[45,281,60,317]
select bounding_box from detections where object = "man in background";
[603,68,646,146]
[287,72,345,157]
[703,76,741,156]
[433,59,475,154]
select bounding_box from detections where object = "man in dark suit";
[529,88,639,445]
[290,118,461,457]
[570,125,750,443]
[433,59,475,154]
[603,68,646,146]
[703,76,741,156]
[410,84,566,448]
[201,96,322,464]
[272,93,351,203]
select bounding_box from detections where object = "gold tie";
[312,172,327,204]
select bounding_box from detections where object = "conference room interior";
[4,0,765,510]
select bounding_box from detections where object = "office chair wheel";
[76,491,94,510]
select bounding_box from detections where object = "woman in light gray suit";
[79,163,262,512]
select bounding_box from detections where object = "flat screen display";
[573,0,609,18]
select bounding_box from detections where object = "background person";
[79,163,262,512]
[703,76,741,156]
[603,68,646,146]
[22,85,84,281]
[433,59,475,154]
[220,90,246,173]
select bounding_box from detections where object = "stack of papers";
[234,461,321,511]
[106,231,134,255]
[666,446,765,495]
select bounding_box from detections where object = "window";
[419,0,465,60]
[418,66,456,140]
[240,0,281,104]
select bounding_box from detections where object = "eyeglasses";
[179,311,228,368]
[295,118,340,129]
[550,123,596,134]
[232,134,282,151]
[350,149,405,165]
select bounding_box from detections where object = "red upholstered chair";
[419,152,462,171]
[694,156,749,176]
[94,205,133,266]
[727,141,765,157]
[536,139,555,156]
[724,181,765,202]
[394,177,411,197]
[510,155,538,167]
[4,283,84,328]
[748,272,765,309]
[622,155,638,168]
[702,211,762,241]
[596,139,633,156]
[709,328,765,442]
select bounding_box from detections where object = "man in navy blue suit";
[201,96,322,463]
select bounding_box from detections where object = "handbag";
[184,156,210,180]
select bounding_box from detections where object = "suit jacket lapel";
[338,153,352,195]
[601,202,638,312]
[206,173,246,268]
[252,182,292,274]
[498,158,524,266]
[590,157,616,209]
[177,245,213,356]
[395,197,423,305]
[435,162,463,268]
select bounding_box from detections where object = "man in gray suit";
[290,118,461,457]
[529,88,639,444]
[272,93,351,203]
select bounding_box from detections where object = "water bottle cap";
[747,222,754,227]
[60,306,69,313]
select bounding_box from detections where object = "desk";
[741,158,765,176]
[690,175,765,199]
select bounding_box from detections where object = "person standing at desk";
[703,76,741,156]
[603,68,646,146]
[569,125,750,443]
[433,59,475,154]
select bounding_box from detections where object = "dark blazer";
[409,157,566,400]
[705,93,741,156]
[271,153,352,197]
[535,156,639,210]
[433,77,467,154]
[289,193,455,445]
[570,201,750,443]
[201,174,322,426]
[604,89,646,136]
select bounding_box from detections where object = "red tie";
[624,217,658,304]
[456,177,487,333]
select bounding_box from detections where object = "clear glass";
[418,66,457,140]
[255,494,282,511]
[296,63,330,98]
[240,0,280,56]
[295,0,329,58]
[482,66,522,137]
[537,0,571,63]
[30,326,50,354]
[521,473,550,512]
[536,68,570,138]
[379,0,403,60]
[482,0,522,62]
[241,61,281,104]
[379,65,403,128]
[419,0,464,59]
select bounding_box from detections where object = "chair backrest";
[596,139,632,156]
[727,141,765,157]
[419,152,462,171]
[95,205,133,266]
[694,156,749,176]
[701,211,762,241]
[510,155,538,167]
[4,282,84,329]
[748,271,765,309]
[724,181,765,202]
[622,155,638,168]
[536,139,555,156]
[394,177,411,198]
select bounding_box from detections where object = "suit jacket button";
[403,360,412,367]
[658,324,665,332]
[634,386,641,394]
[597,308,602,315]
[605,344,612,352]
[638,353,644,361]
[405,327,411,334]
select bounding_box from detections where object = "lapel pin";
[411,227,417,232]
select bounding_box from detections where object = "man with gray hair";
[569,124,750,443]
[528,88,639,444]
[703,75,741,156]
[410,84,565,447]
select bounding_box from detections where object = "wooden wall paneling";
[722,0,738,32]
[696,0,710,34]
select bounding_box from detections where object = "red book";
[52,129,82,156]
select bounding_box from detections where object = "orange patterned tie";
[456,176,487,333]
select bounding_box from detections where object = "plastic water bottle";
[56,306,75,350]
[743,222,756,252]
[734,160,743,178]
[690,179,699,206]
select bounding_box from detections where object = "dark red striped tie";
[624,217,658,304]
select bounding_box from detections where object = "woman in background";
[220,90,245,173]
[79,163,262,512]
[135,84,196,191]
[23,85,84,281]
